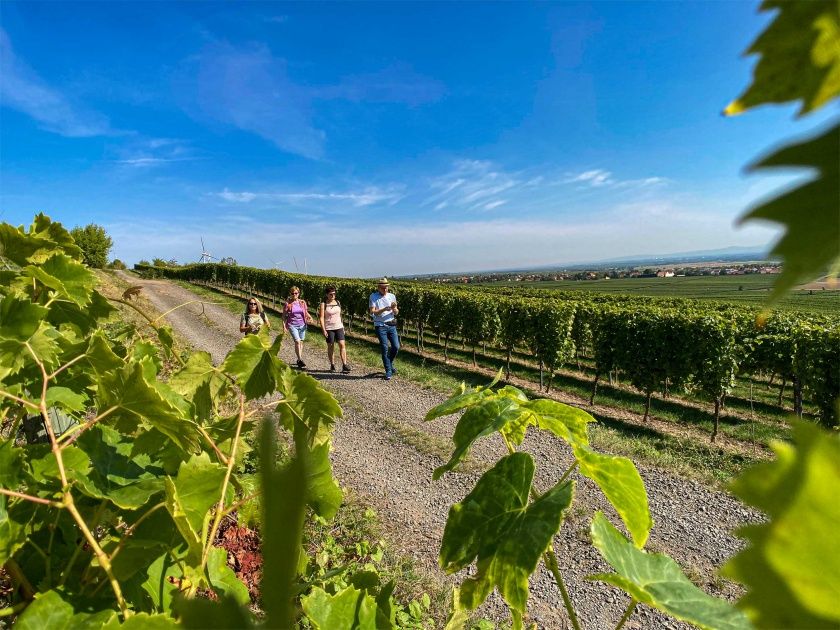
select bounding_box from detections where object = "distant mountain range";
[561,245,773,269]
[410,246,774,278]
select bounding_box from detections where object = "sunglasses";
[249,302,257,306]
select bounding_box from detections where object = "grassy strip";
[178,280,761,487]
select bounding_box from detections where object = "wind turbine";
[268,258,284,270]
[198,237,218,263]
[292,257,300,273]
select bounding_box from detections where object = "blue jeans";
[375,324,400,376]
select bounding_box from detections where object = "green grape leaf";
[433,397,521,480]
[86,332,124,375]
[0,496,36,564]
[156,325,175,357]
[0,294,48,340]
[275,368,342,444]
[573,444,652,548]
[207,545,250,605]
[722,422,840,628]
[425,386,490,421]
[170,351,228,422]
[0,439,25,487]
[440,453,574,613]
[174,595,256,629]
[589,512,751,630]
[141,549,182,612]
[133,341,162,375]
[23,253,96,307]
[97,362,200,453]
[73,426,166,509]
[725,0,840,117]
[0,223,55,266]
[0,323,61,376]
[45,386,88,413]
[738,123,840,302]
[48,289,115,334]
[302,586,379,629]
[164,452,228,561]
[221,332,285,400]
[525,399,593,448]
[29,444,91,484]
[14,589,117,629]
[32,213,84,259]
[304,440,343,519]
[110,537,170,582]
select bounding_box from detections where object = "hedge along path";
[173,277,772,465]
[123,272,759,627]
[136,263,840,436]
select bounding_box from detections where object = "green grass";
[479,274,840,315]
[178,280,763,487]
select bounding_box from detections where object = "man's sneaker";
[341,364,351,373]
[384,372,392,381]
[390,366,398,375]
[329,364,336,372]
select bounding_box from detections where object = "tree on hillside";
[108,259,127,270]
[70,224,113,268]
[220,256,237,265]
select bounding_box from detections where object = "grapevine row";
[140,262,840,433]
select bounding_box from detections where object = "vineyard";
[3,0,840,628]
[139,262,840,443]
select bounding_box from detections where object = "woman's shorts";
[288,324,307,341]
[326,328,345,343]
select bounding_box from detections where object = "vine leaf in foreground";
[589,513,751,630]
[97,361,201,453]
[302,585,378,629]
[723,422,840,628]
[573,444,652,548]
[737,123,840,301]
[220,332,285,400]
[164,452,228,562]
[724,0,840,117]
[440,452,574,615]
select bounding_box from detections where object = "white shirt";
[369,291,397,326]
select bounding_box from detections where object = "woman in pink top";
[283,286,312,369]
[319,286,351,373]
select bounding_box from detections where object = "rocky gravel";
[123,274,761,629]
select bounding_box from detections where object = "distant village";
[415,262,782,284]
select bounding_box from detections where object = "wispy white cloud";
[426,160,520,211]
[0,29,113,137]
[215,185,404,208]
[112,138,199,168]
[563,169,670,189]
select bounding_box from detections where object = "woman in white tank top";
[319,286,351,373]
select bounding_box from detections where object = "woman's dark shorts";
[326,328,346,343]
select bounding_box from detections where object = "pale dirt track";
[123,274,758,629]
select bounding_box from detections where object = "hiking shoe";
[341,364,351,373]
[297,359,306,369]
[384,372,392,381]
[330,364,336,373]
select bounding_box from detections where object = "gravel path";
[123,274,759,629]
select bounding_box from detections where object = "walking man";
[370,277,400,380]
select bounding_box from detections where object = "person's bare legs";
[338,340,348,366]
[327,341,335,366]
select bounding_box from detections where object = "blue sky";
[0,1,832,276]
